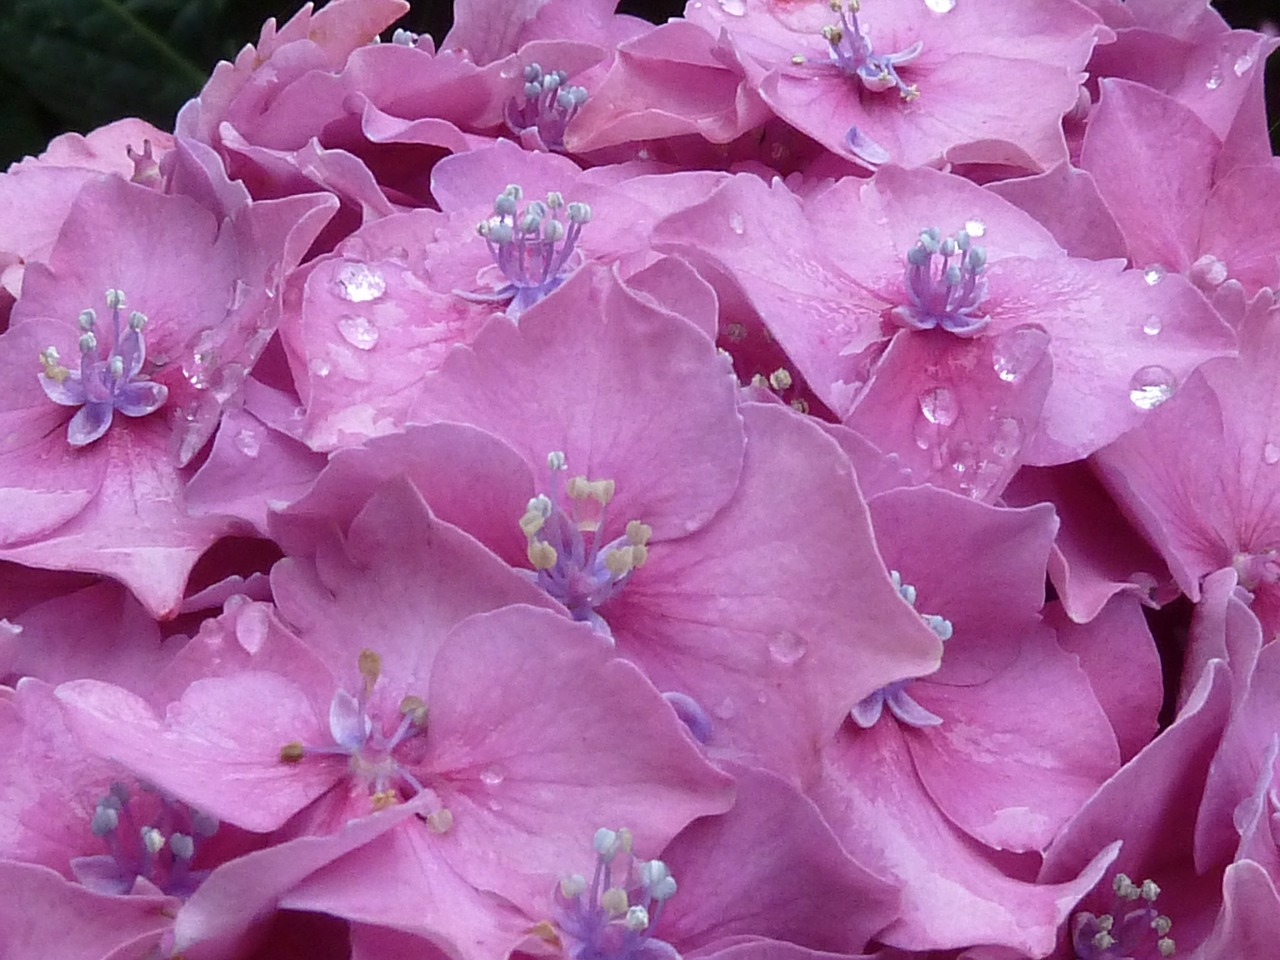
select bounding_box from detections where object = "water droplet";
[479,766,506,787]
[309,358,332,378]
[1142,265,1165,286]
[1205,69,1223,90]
[337,315,379,350]
[234,428,260,458]
[912,415,935,450]
[1128,365,1177,410]
[918,386,958,426]
[728,211,746,235]
[990,417,1022,459]
[718,0,746,14]
[183,329,219,389]
[963,217,985,238]
[989,327,1046,384]
[1264,442,1280,465]
[768,632,808,666]
[335,262,386,303]
[925,0,957,13]
[1234,52,1256,76]
[1142,315,1162,336]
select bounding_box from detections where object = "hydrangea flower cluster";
[0,1,1277,959]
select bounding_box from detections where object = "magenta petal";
[1196,861,1280,960]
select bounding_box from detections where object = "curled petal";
[66,402,114,447]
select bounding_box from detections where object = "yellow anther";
[791,54,806,65]
[605,548,635,578]
[769,368,793,391]
[601,887,629,915]
[567,476,615,505]
[279,742,305,763]
[1158,937,1175,957]
[902,84,921,101]
[39,348,70,384]
[618,827,633,851]
[750,373,769,388]
[399,695,428,726]
[828,0,841,11]
[822,25,842,43]
[358,649,382,690]
[630,544,648,568]
[791,398,810,414]
[625,520,652,547]
[1093,932,1116,950]
[528,540,559,570]
[520,507,548,538]
[724,322,746,342]
[525,920,562,947]
[371,789,399,810]
[425,807,453,833]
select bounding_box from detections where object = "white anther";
[141,826,166,855]
[547,451,567,471]
[923,614,953,641]
[79,332,98,353]
[567,202,591,224]
[768,368,792,390]
[546,191,564,209]
[109,356,124,379]
[105,289,126,309]
[624,905,650,931]
[559,873,586,898]
[1152,915,1173,935]
[503,184,523,201]
[128,310,147,331]
[640,859,677,901]
[1140,879,1160,902]
[1158,938,1175,957]
[91,804,120,835]
[594,827,621,859]
[425,807,453,833]
[169,832,195,860]
[78,309,96,330]
[543,219,565,243]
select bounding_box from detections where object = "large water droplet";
[1142,265,1165,286]
[918,386,958,426]
[990,417,1022,459]
[1264,442,1280,465]
[718,0,746,15]
[963,217,985,238]
[479,766,506,787]
[234,428,260,458]
[1142,315,1162,336]
[1128,366,1177,410]
[1234,52,1256,77]
[183,329,219,389]
[728,211,746,235]
[309,357,332,378]
[990,328,1043,384]
[335,262,386,303]
[769,632,808,666]
[925,0,957,13]
[337,315,380,350]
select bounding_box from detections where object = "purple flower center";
[823,0,922,99]
[38,289,169,447]
[555,827,680,960]
[71,781,217,898]
[851,570,952,729]
[461,185,591,318]
[505,63,588,152]
[281,650,435,812]
[520,452,651,640]
[888,226,991,336]
[1071,873,1177,960]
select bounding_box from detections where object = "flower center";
[461,185,591,318]
[519,452,651,640]
[1232,548,1280,593]
[71,781,218,898]
[823,0,922,100]
[1071,873,1176,960]
[280,650,438,813]
[38,288,168,447]
[553,827,679,960]
[850,570,953,729]
[888,226,990,336]
[505,63,588,152]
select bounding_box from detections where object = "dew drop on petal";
[913,415,936,450]
[1128,366,1177,410]
[990,417,1022,459]
[918,386,958,426]
[926,0,957,13]
[1264,442,1280,465]
[234,428,260,458]
[768,632,808,666]
[1206,69,1224,90]
[309,358,332,378]
[1142,265,1165,286]
[728,211,746,235]
[335,262,387,303]
[337,315,380,350]
[963,218,985,237]
[990,328,1044,384]
[718,0,746,15]
[1142,315,1163,336]
[479,766,506,787]
[1234,52,1256,76]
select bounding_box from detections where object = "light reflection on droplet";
[335,262,387,303]
[479,766,506,787]
[768,632,808,665]
[729,212,746,235]
[1264,442,1280,465]
[1128,366,1177,410]
[1206,70,1224,90]
[925,0,956,11]
[963,218,985,238]
[1142,265,1166,286]
[718,0,746,15]
[918,386,958,426]
[234,428,260,458]
[1233,53,1255,77]
[1142,315,1162,336]
[309,358,332,378]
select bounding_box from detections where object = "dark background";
[0,0,1274,167]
